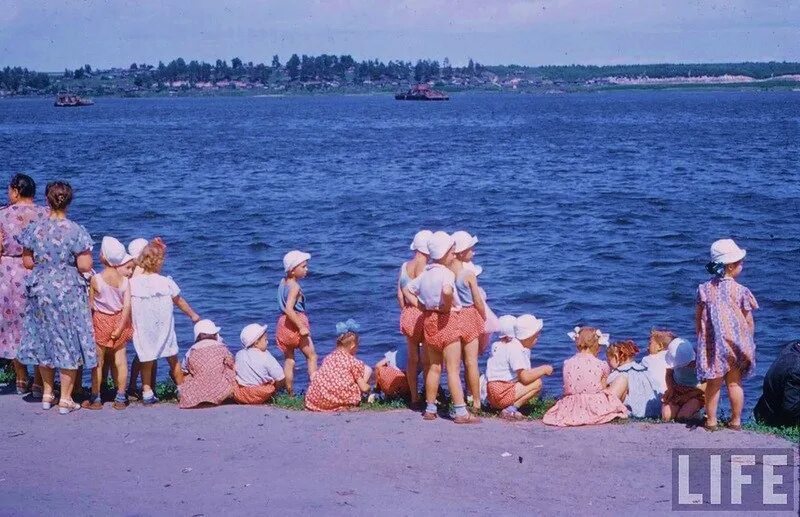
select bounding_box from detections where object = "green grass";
[154,381,178,402]
[743,422,800,442]
[272,393,305,410]
[523,397,557,420]
[0,360,14,384]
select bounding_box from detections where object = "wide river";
[2,91,798,414]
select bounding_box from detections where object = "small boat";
[395,84,449,101]
[54,94,94,107]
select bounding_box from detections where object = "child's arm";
[88,275,97,312]
[396,273,405,310]
[22,248,34,270]
[440,283,454,312]
[401,285,421,310]
[75,250,93,274]
[356,364,373,393]
[173,295,200,323]
[518,364,553,385]
[374,358,389,369]
[283,283,309,336]
[466,273,486,319]
[110,288,132,347]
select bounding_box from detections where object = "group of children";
[19,224,756,431]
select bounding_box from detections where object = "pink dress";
[543,352,629,427]
[179,340,235,409]
[0,204,48,359]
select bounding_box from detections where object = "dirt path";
[0,396,796,516]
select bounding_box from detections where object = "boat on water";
[54,94,94,107]
[395,84,449,101]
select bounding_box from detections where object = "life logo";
[672,448,798,511]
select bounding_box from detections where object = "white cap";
[497,315,517,339]
[101,236,134,267]
[515,314,544,340]
[410,230,433,254]
[283,250,311,273]
[240,323,268,348]
[451,231,478,254]
[665,338,695,368]
[710,238,746,265]
[427,231,455,261]
[193,319,221,339]
[127,238,148,259]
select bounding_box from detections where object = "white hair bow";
[567,326,581,342]
[567,326,610,346]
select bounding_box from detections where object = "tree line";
[0,66,50,91]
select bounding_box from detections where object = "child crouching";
[661,338,705,422]
[234,323,285,404]
[486,315,553,420]
[374,346,411,400]
[305,320,372,412]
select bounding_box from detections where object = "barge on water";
[395,84,449,101]
[54,94,94,107]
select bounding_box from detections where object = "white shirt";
[130,274,180,362]
[235,347,285,386]
[485,339,531,382]
[641,351,668,396]
[407,263,457,310]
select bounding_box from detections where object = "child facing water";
[606,340,660,419]
[130,238,200,404]
[234,323,286,404]
[276,250,318,395]
[641,329,676,398]
[661,337,706,422]
[696,239,757,430]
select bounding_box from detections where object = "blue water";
[2,91,799,414]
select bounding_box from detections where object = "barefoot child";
[304,320,372,412]
[486,315,553,420]
[83,237,135,410]
[695,238,757,431]
[641,329,676,398]
[374,346,410,399]
[234,323,286,404]
[662,338,706,422]
[130,238,200,405]
[276,250,317,395]
[397,230,431,406]
[543,326,628,426]
[450,230,486,412]
[403,231,479,424]
[606,340,660,419]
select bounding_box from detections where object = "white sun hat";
[515,314,544,341]
[240,323,268,348]
[193,319,221,339]
[101,236,134,267]
[710,238,746,265]
[410,230,433,254]
[283,250,311,273]
[427,231,455,261]
[497,315,517,339]
[451,231,478,254]
[127,238,148,259]
[665,338,695,368]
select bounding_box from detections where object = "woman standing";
[16,181,96,414]
[0,174,48,394]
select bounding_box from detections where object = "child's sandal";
[31,384,43,399]
[41,394,56,410]
[15,380,30,395]
[453,413,481,424]
[58,400,81,415]
[422,411,438,421]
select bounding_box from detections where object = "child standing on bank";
[234,323,286,404]
[304,320,372,412]
[130,238,200,405]
[276,250,317,395]
[84,237,135,410]
[695,238,757,431]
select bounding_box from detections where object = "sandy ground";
[0,395,797,516]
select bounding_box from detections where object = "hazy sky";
[2,1,799,70]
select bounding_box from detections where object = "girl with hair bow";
[304,320,373,412]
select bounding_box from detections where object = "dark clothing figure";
[754,341,800,427]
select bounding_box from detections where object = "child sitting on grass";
[234,323,285,404]
[486,315,553,420]
[606,340,660,419]
[305,320,372,412]
[179,319,235,409]
[374,346,411,400]
[641,329,675,398]
[661,338,706,422]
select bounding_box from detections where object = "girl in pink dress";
[0,174,48,394]
[543,326,629,427]
[179,320,235,409]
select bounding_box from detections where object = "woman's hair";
[649,329,676,352]
[575,326,600,351]
[45,181,73,210]
[138,237,166,273]
[9,173,36,198]
[607,340,640,363]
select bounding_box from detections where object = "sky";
[2,0,799,71]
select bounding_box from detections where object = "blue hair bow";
[336,319,360,335]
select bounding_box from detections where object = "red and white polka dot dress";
[304,348,366,411]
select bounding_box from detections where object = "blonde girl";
[641,328,676,397]
[276,250,318,395]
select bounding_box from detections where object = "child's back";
[130,273,180,361]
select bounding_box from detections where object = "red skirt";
[459,306,485,344]
[233,382,276,405]
[92,311,133,349]
[422,310,462,352]
[399,305,424,342]
[276,313,310,355]
[376,365,409,398]
[487,380,516,410]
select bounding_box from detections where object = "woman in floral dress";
[0,174,48,394]
[16,181,96,415]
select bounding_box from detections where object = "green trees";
[286,54,300,80]
[0,66,50,91]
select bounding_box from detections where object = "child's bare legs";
[33,365,42,389]
[424,346,443,413]
[112,347,128,398]
[662,402,679,421]
[676,399,704,421]
[283,348,296,395]
[514,379,543,408]
[405,337,421,404]
[90,345,105,399]
[299,337,318,379]
[725,368,744,427]
[140,360,155,394]
[59,368,78,405]
[608,376,628,402]
[166,355,184,385]
[443,341,466,407]
[462,339,480,411]
[704,377,723,427]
